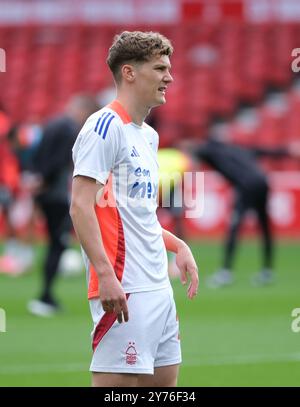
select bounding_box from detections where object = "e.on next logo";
[0,48,6,72]
[0,308,6,332]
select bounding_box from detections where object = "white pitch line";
[0,353,300,375]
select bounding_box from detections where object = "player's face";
[134,54,173,108]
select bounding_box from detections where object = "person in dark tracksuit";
[193,138,291,287]
[28,95,99,316]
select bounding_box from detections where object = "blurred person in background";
[27,94,99,317]
[0,106,14,230]
[0,106,14,221]
[190,135,298,288]
[157,147,194,277]
[158,148,191,238]
[70,31,198,387]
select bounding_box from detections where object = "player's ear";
[121,64,136,83]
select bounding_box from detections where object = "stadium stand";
[1,22,300,169]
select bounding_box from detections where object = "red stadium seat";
[0,21,298,153]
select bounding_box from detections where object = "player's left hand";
[175,244,199,299]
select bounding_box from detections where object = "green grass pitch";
[0,239,299,387]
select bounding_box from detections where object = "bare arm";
[70,175,128,323]
[162,228,199,299]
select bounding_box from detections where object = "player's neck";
[116,94,150,127]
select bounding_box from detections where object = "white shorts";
[89,286,181,374]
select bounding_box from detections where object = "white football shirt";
[72,100,169,298]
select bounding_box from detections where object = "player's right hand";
[98,272,129,323]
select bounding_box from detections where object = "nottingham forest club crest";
[125,342,137,365]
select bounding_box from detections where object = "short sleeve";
[72,111,120,185]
